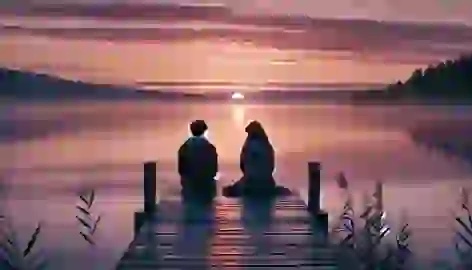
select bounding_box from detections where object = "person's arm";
[239,143,247,173]
[268,144,275,174]
[177,145,186,177]
[210,144,219,178]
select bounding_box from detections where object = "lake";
[1,100,472,269]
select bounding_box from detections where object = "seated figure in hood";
[223,121,292,198]
[239,120,276,193]
[178,120,218,203]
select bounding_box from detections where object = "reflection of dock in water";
[115,162,337,269]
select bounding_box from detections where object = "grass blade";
[374,227,391,246]
[400,223,409,233]
[465,207,472,229]
[79,232,95,246]
[79,195,89,208]
[398,228,411,243]
[457,231,472,249]
[88,190,95,208]
[23,223,41,257]
[456,217,472,237]
[341,233,354,245]
[91,215,101,234]
[343,221,353,233]
[76,206,90,216]
[76,216,91,230]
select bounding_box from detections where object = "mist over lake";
[1,100,472,269]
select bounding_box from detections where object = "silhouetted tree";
[395,53,472,100]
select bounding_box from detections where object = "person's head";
[189,120,208,137]
[245,120,269,142]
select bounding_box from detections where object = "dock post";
[308,162,328,238]
[134,161,157,235]
[144,161,157,214]
[308,162,321,213]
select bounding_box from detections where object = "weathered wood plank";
[116,195,337,269]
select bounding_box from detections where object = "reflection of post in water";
[174,201,215,268]
[241,197,276,258]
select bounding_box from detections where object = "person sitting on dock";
[178,120,218,203]
[223,120,290,197]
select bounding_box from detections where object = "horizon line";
[136,81,387,92]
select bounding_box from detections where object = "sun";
[231,92,245,100]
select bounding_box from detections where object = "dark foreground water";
[1,101,472,269]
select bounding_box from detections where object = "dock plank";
[116,195,337,269]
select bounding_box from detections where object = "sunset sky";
[1,0,472,91]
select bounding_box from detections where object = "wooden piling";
[143,161,157,214]
[308,161,328,236]
[134,161,157,234]
[308,162,321,213]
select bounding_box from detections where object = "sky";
[1,0,472,91]
[1,0,472,24]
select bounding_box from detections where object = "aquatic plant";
[0,215,47,270]
[453,187,472,269]
[332,172,412,270]
[76,189,101,246]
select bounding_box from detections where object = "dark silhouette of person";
[223,120,291,198]
[239,121,276,194]
[178,120,218,203]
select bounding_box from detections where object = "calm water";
[1,101,472,269]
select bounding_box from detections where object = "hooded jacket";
[240,137,275,188]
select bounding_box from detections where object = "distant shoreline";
[4,97,472,106]
[3,62,472,105]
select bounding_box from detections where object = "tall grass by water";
[330,173,472,270]
[0,189,103,270]
[331,173,412,270]
[76,189,101,246]
[0,217,46,270]
[2,176,472,269]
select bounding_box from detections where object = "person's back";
[222,120,291,198]
[178,120,218,202]
[240,121,276,193]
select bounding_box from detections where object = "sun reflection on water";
[231,104,246,129]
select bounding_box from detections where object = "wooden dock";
[116,162,338,269]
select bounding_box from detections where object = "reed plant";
[6,174,472,269]
[331,172,412,270]
[0,188,103,270]
[76,189,101,246]
[453,187,472,269]
[0,215,47,270]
